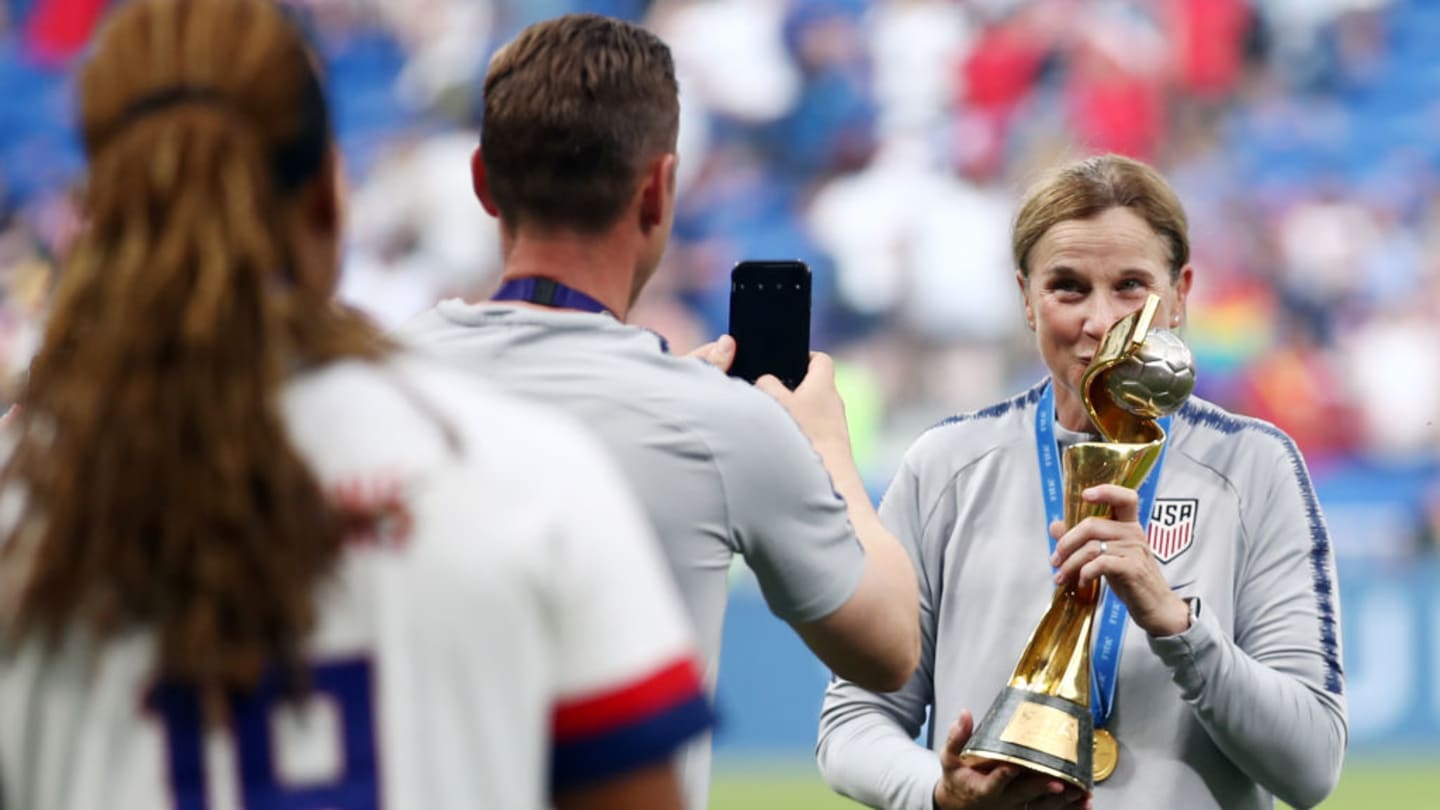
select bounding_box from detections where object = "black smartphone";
[727,260,811,390]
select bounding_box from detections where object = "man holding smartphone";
[398,13,920,810]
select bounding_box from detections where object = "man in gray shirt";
[398,14,920,809]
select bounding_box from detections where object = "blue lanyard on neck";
[493,277,611,315]
[1034,380,1169,730]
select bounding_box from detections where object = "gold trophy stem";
[960,438,1164,791]
[1008,439,1162,697]
[961,295,1178,792]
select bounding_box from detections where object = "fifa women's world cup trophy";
[960,294,1196,791]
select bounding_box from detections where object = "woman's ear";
[1172,265,1194,328]
[1016,270,1035,331]
[287,150,344,295]
[293,148,341,237]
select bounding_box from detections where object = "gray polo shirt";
[399,301,866,809]
[816,382,1347,810]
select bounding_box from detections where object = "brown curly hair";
[1,0,387,710]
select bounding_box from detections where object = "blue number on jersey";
[147,658,379,810]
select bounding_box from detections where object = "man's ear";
[637,153,677,232]
[471,146,500,218]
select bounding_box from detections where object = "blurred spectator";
[23,0,105,63]
[953,1,1065,174]
[342,130,500,318]
[1254,0,1393,87]
[651,0,798,125]
[869,0,970,138]
[1063,2,1168,159]
[1340,296,1440,459]
[1166,0,1253,100]
[1274,189,1380,342]
[376,0,494,113]
[648,0,793,191]
[1231,311,1363,461]
[2,0,1439,561]
[807,134,1014,345]
[767,0,877,177]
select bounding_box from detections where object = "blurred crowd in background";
[2,0,1438,559]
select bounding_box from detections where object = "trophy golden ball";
[1103,329,1196,419]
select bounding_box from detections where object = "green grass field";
[710,759,1439,809]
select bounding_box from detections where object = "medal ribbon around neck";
[1034,380,1170,731]
[493,277,611,315]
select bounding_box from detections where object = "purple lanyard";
[1034,380,1169,730]
[492,276,671,354]
[493,277,611,315]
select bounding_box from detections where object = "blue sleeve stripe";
[1177,400,1345,696]
[1280,432,1345,696]
[550,693,714,792]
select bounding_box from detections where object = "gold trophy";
[960,294,1195,791]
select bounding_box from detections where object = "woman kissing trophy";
[960,293,1196,792]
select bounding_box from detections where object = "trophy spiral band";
[960,295,1193,792]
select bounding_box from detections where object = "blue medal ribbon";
[1034,380,1169,731]
[493,277,612,315]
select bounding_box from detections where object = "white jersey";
[0,356,711,810]
[817,382,1346,810]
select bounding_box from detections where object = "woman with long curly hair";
[0,2,709,808]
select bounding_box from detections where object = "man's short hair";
[481,14,679,234]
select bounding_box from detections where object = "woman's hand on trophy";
[1049,484,1191,637]
[934,710,1090,810]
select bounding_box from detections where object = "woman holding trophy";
[816,154,1347,810]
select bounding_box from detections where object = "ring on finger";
[1099,541,1109,555]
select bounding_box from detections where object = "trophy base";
[959,686,1094,793]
